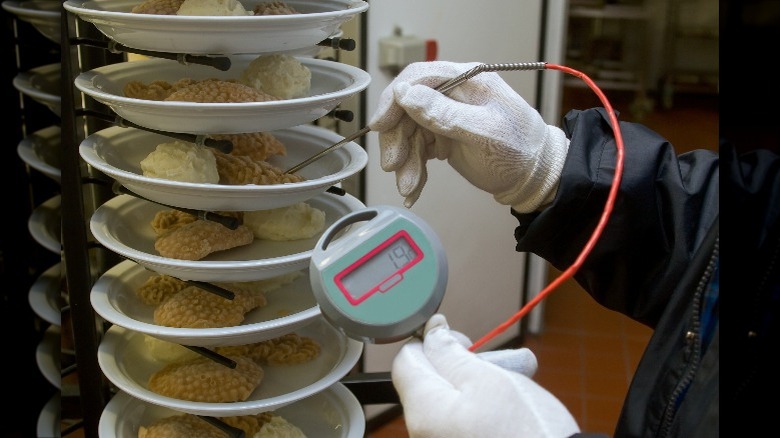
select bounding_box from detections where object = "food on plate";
[166,79,279,103]
[124,78,279,103]
[215,333,321,366]
[239,54,311,100]
[139,140,219,183]
[147,354,263,402]
[130,0,185,14]
[213,152,305,185]
[153,217,254,260]
[254,414,307,438]
[150,209,200,236]
[138,411,306,438]
[137,270,304,331]
[136,274,188,306]
[124,78,199,100]
[153,284,268,328]
[137,413,226,438]
[243,202,325,241]
[213,131,287,162]
[144,336,200,363]
[252,1,299,15]
[176,0,251,16]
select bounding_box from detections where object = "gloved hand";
[392,314,580,438]
[369,61,570,212]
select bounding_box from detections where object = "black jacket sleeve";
[511,108,718,327]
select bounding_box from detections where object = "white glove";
[369,61,570,212]
[392,314,580,438]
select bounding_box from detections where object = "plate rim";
[99,382,366,438]
[97,321,364,416]
[89,259,323,347]
[78,124,367,199]
[74,56,371,111]
[29,262,62,326]
[89,191,366,281]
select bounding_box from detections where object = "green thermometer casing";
[310,205,447,343]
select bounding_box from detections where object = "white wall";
[360,0,546,419]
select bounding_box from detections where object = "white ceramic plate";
[91,259,323,347]
[18,125,61,183]
[28,194,61,254]
[29,262,63,326]
[79,124,367,211]
[63,0,367,55]
[100,384,364,438]
[38,393,60,438]
[36,325,60,389]
[2,0,61,43]
[98,319,363,416]
[74,55,370,134]
[90,192,365,282]
[12,62,61,117]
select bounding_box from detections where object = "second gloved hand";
[392,314,580,438]
[368,61,570,211]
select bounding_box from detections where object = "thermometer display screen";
[335,230,422,305]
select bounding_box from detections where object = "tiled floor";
[367,88,718,437]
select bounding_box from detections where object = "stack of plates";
[66,1,373,435]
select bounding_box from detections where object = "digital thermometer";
[310,205,447,343]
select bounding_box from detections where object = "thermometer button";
[380,274,403,292]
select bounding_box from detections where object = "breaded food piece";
[222,412,275,436]
[214,152,304,186]
[164,79,280,103]
[136,274,188,306]
[243,202,326,241]
[154,219,254,260]
[211,132,287,161]
[148,354,263,402]
[150,210,198,237]
[124,78,199,100]
[216,333,321,366]
[255,414,307,437]
[253,1,299,15]
[139,412,278,438]
[153,285,267,328]
[138,414,224,438]
[131,0,185,14]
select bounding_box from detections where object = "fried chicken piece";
[153,284,267,328]
[136,274,188,306]
[124,78,199,100]
[211,132,287,161]
[150,209,198,237]
[216,333,321,366]
[148,354,263,403]
[138,414,225,438]
[164,79,280,103]
[154,219,254,260]
[214,152,304,186]
[139,412,277,438]
[131,0,185,14]
[253,1,299,15]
